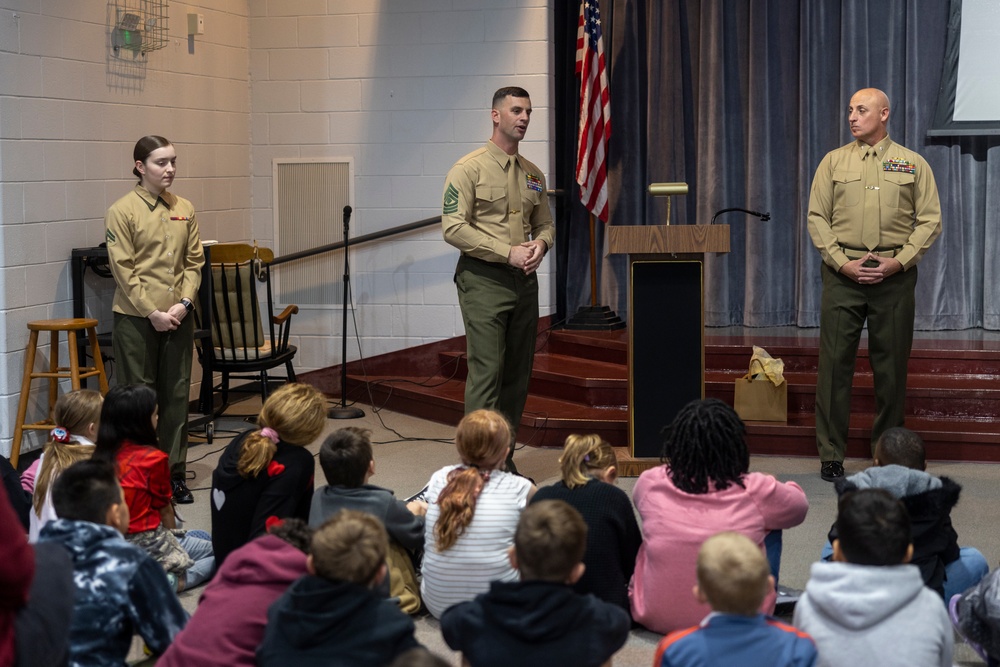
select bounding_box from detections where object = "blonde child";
[653,532,817,667]
[531,434,642,613]
[210,383,327,565]
[420,409,536,618]
[21,389,103,542]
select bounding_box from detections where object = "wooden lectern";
[608,223,730,466]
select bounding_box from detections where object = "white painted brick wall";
[0,0,252,456]
[248,0,555,370]
[0,0,556,457]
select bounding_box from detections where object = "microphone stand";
[329,204,365,419]
[710,207,771,225]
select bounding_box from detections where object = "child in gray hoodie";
[795,488,952,667]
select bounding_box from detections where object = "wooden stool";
[10,318,109,468]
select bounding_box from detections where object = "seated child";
[91,384,215,591]
[421,409,536,618]
[309,426,427,613]
[531,434,642,614]
[22,389,103,542]
[653,532,817,667]
[441,499,630,667]
[256,509,421,666]
[37,460,188,665]
[794,489,953,667]
[158,518,313,667]
[630,399,809,634]
[950,567,1000,666]
[211,382,327,565]
[827,426,988,599]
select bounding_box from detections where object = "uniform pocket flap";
[475,186,506,203]
[832,169,861,183]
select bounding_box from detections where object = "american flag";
[576,0,611,222]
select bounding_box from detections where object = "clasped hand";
[508,240,546,275]
[840,254,903,285]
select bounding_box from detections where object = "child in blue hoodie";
[440,499,630,667]
[654,532,817,667]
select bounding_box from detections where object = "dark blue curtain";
[556,0,1000,330]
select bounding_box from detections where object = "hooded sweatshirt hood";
[274,576,375,648]
[843,464,941,497]
[478,580,594,642]
[801,561,926,630]
[217,534,306,588]
[39,517,125,562]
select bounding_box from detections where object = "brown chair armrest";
[273,305,299,324]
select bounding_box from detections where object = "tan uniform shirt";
[807,136,942,271]
[105,185,205,317]
[441,140,555,264]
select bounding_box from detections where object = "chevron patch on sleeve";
[443,182,459,215]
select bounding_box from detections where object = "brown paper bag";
[734,360,787,422]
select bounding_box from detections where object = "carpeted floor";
[165,397,997,666]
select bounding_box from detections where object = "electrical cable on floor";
[325,264,563,447]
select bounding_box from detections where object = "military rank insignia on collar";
[525,174,543,192]
[883,158,916,174]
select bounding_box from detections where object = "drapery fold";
[558,0,1000,330]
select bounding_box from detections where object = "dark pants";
[455,255,539,467]
[815,263,917,462]
[113,312,194,478]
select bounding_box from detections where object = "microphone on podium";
[710,207,771,225]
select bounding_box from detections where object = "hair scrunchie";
[260,427,280,444]
[50,427,71,443]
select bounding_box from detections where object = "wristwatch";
[180,298,194,312]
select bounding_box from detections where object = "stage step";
[314,328,1000,463]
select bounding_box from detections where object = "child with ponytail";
[91,384,215,591]
[531,434,642,614]
[210,383,327,565]
[22,389,103,542]
[420,409,536,618]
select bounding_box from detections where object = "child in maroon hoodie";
[157,519,313,667]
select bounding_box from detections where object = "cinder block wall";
[0,1,252,456]
[247,0,555,373]
[0,0,554,456]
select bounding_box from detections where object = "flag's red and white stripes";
[576,0,611,222]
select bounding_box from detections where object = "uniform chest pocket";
[832,169,862,208]
[475,186,507,218]
[882,171,915,210]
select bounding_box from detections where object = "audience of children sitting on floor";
[4,391,998,666]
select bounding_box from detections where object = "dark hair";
[318,427,373,488]
[492,86,530,108]
[266,517,314,554]
[515,500,587,582]
[836,488,912,566]
[660,398,749,494]
[133,135,172,180]
[51,460,122,524]
[876,427,926,471]
[92,384,159,463]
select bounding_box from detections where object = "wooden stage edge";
[615,447,661,477]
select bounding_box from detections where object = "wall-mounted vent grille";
[272,158,354,307]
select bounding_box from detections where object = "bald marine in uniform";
[807,87,942,482]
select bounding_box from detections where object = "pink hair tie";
[260,427,280,444]
[50,427,71,443]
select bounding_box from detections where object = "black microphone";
[343,205,352,223]
[710,207,771,225]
